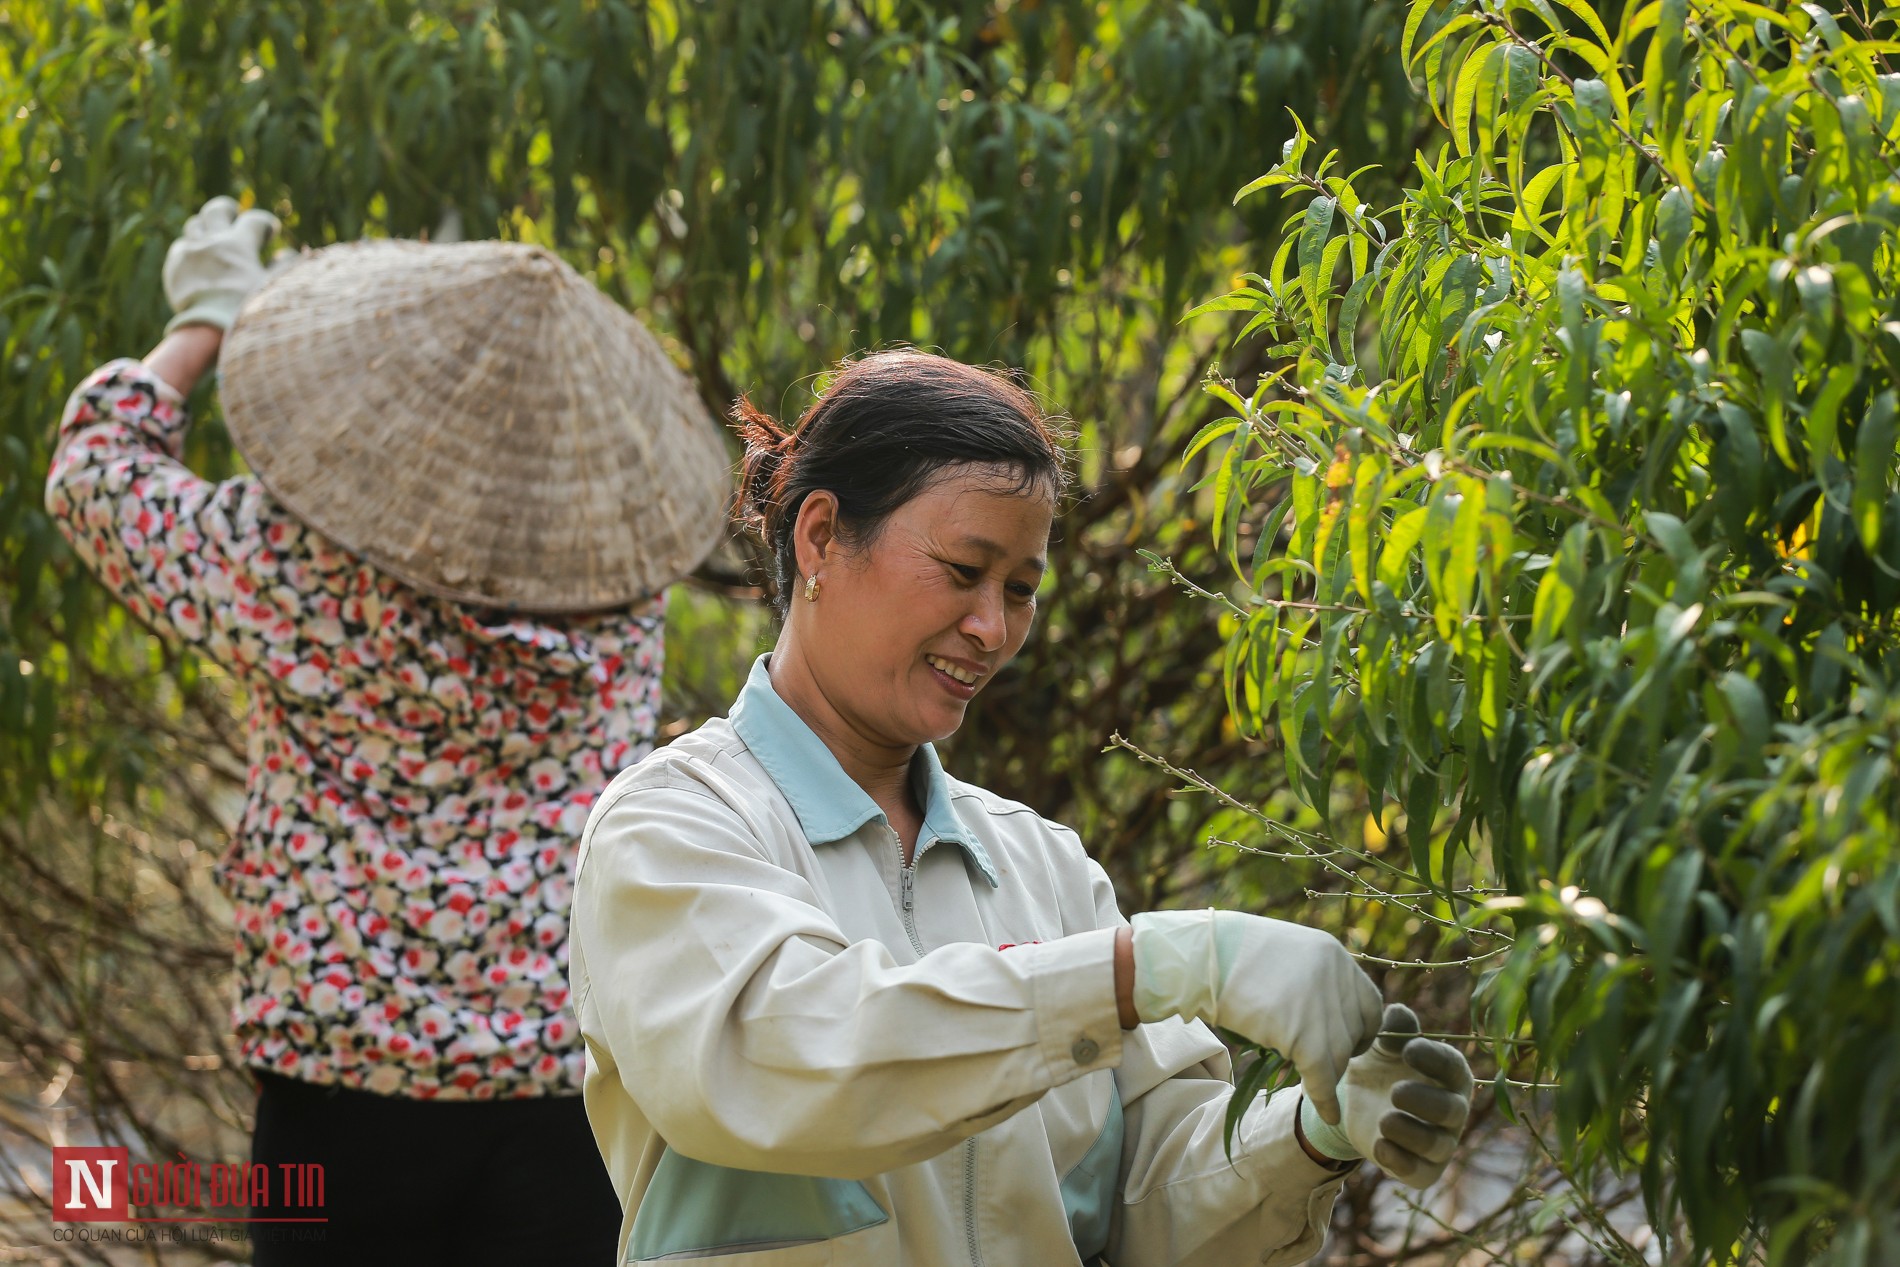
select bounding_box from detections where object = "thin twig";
[1105,731,1513,937]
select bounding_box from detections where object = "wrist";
[1114,925,1137,1030]
[142,325,225,399]
[1295,1094,1359,1168]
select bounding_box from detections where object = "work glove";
[162,195,283,334]
[1130,908,1383,1125]
[1296,1003,1473,1188]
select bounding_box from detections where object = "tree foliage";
[1194,0,1900,1260]
[2,2,1482,1260]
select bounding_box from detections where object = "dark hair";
[734,350,1070,616]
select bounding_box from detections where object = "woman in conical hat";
[44,196,731,1264]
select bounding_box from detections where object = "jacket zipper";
[890,828,978,1264]
[890,826,925,956]
[963,1138,983,1267]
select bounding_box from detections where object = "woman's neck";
[765,645,922,837]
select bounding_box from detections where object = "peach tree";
[1187,0,1900,1260]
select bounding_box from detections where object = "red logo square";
[52,1147,129,1221]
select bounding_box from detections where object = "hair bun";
[731,395,795,540]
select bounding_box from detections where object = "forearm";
[142,324,223,398]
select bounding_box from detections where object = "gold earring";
[804,574,820,602]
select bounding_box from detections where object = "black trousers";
[248,1071,621,1265]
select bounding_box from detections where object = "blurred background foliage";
[0,0,1685,1262]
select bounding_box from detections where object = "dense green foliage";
[1195,0,1900,1260]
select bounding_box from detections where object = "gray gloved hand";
[1297,1003,1474,1188]
[162,195,283,334]
[1130,909,1384,1126]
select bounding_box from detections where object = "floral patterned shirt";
[46,359,665,1100]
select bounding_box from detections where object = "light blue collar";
[729,655,999,887]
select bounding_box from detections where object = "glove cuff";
[1128,909,1221,1026]
[165,289,250,335]
[1298,1093,1360,1162]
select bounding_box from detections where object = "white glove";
[1297,1003,1473,1188]
[162,196,283,334]
[1130,909,1383,1125]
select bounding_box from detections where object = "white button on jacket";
[570,656,1346,1265]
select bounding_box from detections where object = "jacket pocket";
[627,1148,888,1263]
[1059,1084,1123,1261]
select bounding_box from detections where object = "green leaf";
[1377,503,1429,592]
[1531,527,1583,650]
[1854,390,1896,550]
[1550,0,1614,50]
[1805,364,1857,469]
[1299,195,1337,321]
[1451,42,1496,157]
[1656,185,1692,273]
[1182,418,1241,465]
[1644,512,1702,592]
[1505,44,1540,105]
[1337,272,1376,365]
[1649,850,1710,980]
[1710,403,1764,550]
[1517,163,1567,226]
[1741,328,1799,467]
[1212,437,1248,568]
[1181,290,1269,322]
[1794,265,1835,342]
[1405,767,1439,885]
[1223,1046,1291,1162]
[1400,1,1439,80]
[1716,671,1771,759]
[1450,475,1486,594]
[1347,455,1382,601]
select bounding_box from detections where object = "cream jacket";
[570,656,1345,1265]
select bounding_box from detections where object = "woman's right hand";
[1128,908,1383,1126]
[162,195,283,334]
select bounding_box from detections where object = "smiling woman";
[567,350,1471,1266]
[732,352,1065,824]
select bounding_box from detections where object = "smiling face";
[787,462,1054,749]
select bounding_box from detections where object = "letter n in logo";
[52,1147,128,1221]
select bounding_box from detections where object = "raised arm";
[44,198,298,667]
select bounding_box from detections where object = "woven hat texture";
[219,238,731,612]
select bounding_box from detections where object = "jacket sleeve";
[569,767,1127,1181]
[43,359,301,674]
[1050,835,1346,1267]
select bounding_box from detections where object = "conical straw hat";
[218,239,732,613]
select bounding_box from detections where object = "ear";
[790,490,840,583]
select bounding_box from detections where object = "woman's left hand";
[162,195,283,334]
[1297,1003,1474,1188]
